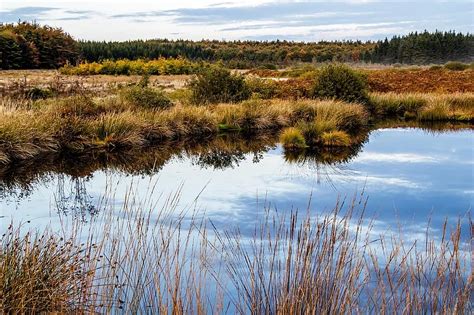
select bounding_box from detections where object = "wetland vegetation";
[1,21,473,314]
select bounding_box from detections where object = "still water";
[1,127,473,239]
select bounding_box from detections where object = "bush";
[246,78,278,99]
[444,61,469,71]
[55,95,106,117]
[26,87,54,100]
[120,86,173,109]
[280,127,306,150]
[189,66,251,105]
[429,65,443,71]
[312,63,369,105]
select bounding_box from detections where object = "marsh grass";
[0,91,471,165]
[0,97,367,165]
[0,224,97,313]
[1,189,471,313]
[279,127,306,150]
[370,93,474,121]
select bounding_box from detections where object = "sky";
[1,1,473,42]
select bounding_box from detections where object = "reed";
[1,189,471,313]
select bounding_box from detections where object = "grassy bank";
[1,91,473,165]
[0,96,370,165]
[1,191,471,313]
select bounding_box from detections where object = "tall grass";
[1,189,471,313]
[0,91,471,164]
[0,224,97,312]
[370,92,474,121]
[0,97,367,164]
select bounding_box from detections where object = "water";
[1,127,472,240]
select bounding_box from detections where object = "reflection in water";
[0,123,472,227]
[0,132,364,200]
[55,175,98,222]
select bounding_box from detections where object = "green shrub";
[120,86,173,109]
[246,78,278,99]
[189,66,251,105]
[280,127,306,150]
[444,61,469,71]
[258,63,278,70]
[429,65,443,71]
[311,63,369,105]
[26,87,53,100]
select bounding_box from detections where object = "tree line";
[0,22,472,70]
[78,39,374,68]
[0,22,78,69]
[364,31,474,64]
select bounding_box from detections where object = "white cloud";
[356,152,442,164]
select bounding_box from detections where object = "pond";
[1,126,472,239]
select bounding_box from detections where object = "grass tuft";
[321,130,352,147]
[280,127,307,150]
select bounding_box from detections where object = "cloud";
[110,11,173,19]
[2,1,472,41]
[0,6,99,22]
[0,6,57,22]
[356,152,442,164]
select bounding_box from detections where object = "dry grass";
[0,70,191,98]
[366,68,474,93]
[1,190,471,313]
[0,97,367,165]
[0,224,97,312]
[371,93,474,121]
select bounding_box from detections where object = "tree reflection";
[55,174,98,222]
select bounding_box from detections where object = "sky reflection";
[1,128,472,242]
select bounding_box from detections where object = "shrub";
[321,131,351,147]
[312,63,369,105]
[246,78,278,99]
[59,58,202,75]
[26,87,53,100]
[54,95,106,118]
[280,127,306,150]
[189,66,251,105]
[429,65,443,71]
[444,61,469,71]
[120,86,173,110]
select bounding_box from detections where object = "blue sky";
[1,1,472,41]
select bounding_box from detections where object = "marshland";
[1,21,473,313]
